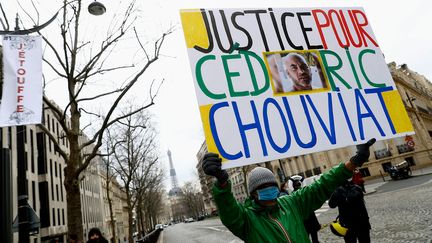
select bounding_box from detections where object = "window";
[381,162,392,172]
[47,115,51,131]
[62,209,65,225]
[56,184,59,201]
[30,129,35,173]
[57,208,61,226]
[312,167,321,175]
[52,208,56,226]
[405,157,416,166]
[359,168,370,177]
[55,162,57,177]
[32,181,36,210]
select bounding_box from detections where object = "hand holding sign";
[202,153,229,185]
[350,138,376,167]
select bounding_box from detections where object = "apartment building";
[0,100,115,242]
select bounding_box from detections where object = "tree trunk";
[65,168,84,241]
[107,180,116,243]
[127,194,134,243]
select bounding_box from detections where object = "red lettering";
[351,10,379,47]
[19,60,25,66]
[19,51,25,58]
[328,9,349,48]
[343,10,362,47]
[17,77,25,85]
[312,9,378,49]
[16,105,24,112]
[311,9,329,49]
[17,95,24,103]
[17,86,25,93]
[17,68,26,75]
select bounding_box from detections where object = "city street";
[160,173,432,243]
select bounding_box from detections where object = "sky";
[2,0,432,189]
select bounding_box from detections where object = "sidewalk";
[156,230,163,243]
[363,165,432,195]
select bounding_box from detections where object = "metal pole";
[17,125,30,243]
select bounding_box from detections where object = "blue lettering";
[209,102,242,160]
[337,92,357,141]
[232,101,268,158]
[304,94,337,144]
[364,87,396,135]
[263,98,291,153]
[355,89,385,140]
[282,97,317,148]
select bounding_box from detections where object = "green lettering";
[359,49,386,88]
[319,50,352,91]
[222,54,249,97]
[196,55,226,99]
[240,50,270,96]
[346,48,362,89]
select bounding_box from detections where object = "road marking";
[200,226,229,233]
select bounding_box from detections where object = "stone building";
[0,99,113,242]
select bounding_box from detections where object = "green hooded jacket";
[212,163,352,243]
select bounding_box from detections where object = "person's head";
[88,228,102,240]
[69,234,78,243]
[248,167,279,207]
[290,175,304,191]
[280,182,288,191]
[283,53,312,90]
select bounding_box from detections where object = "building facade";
[0,100,126,242]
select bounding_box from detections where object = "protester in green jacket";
[202,139,375,243]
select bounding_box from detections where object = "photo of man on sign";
[266,51,329,94]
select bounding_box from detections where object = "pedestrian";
[87,227,108,243]
[329,180,371,243]
[69,234,79,243]
[291,176,321,243]
[278,181,289,197]
[352,169,366,193]
[202,139,375,243]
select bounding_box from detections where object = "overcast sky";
[3,0,432,189]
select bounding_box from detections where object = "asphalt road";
[160,173,432,243]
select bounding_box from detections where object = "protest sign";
[180,7,414,168]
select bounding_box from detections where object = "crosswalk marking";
[315,201,331,217]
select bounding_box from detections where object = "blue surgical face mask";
[257,186,279,201]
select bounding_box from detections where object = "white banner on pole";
[1,35,43,127]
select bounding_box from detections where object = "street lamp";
[88,1,106,16]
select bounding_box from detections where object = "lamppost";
[0,2,105,243]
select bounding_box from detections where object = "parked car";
[389,160,412,180]
[184,217,194,223]
[155,224,163,230]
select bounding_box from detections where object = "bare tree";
[108,107,163,243]
[181,181,205,220]
[101,133,119,243]
[15,0,173,240]
[138,182,164,234]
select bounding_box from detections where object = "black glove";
[350,138,376,167]
[202,152,229,184]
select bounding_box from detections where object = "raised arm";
[202,153,247,240]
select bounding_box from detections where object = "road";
[160,218,242,243]
[160,174,432,243]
